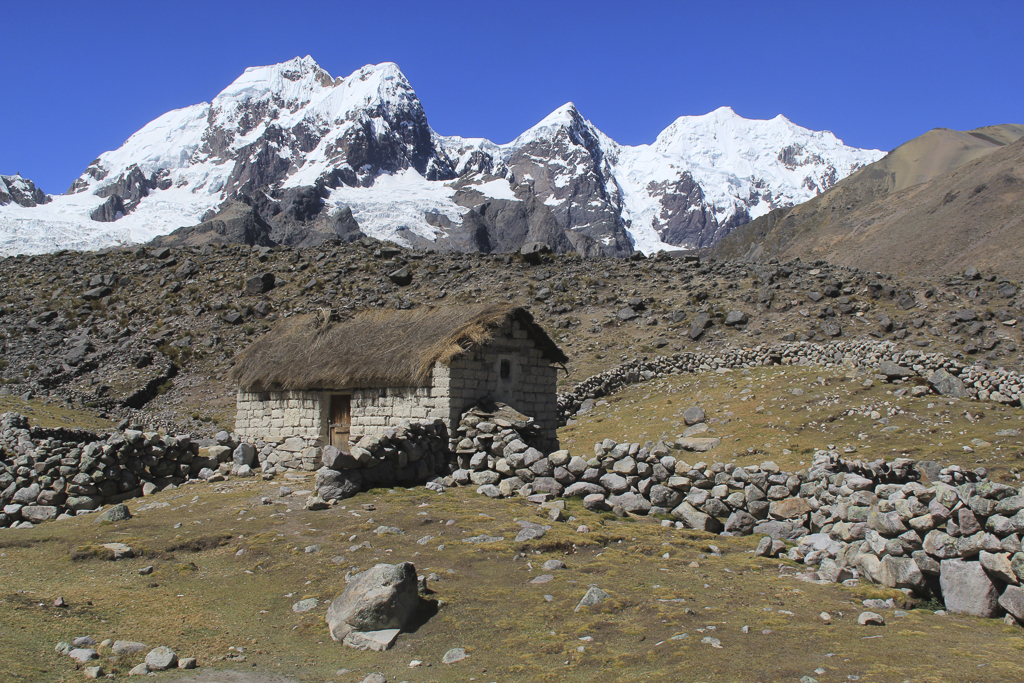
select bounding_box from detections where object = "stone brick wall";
[349,369,450,440]
[235,390,325,446]
[445,319,559,452]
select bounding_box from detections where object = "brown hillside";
[712,124,1024,279]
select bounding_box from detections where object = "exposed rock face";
[151,200,276,247]
[645,172,728,248]
[501,105,633,257]
[0,174,50,207]
[453,194,588,256]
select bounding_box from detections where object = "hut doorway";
[329,394,351,448]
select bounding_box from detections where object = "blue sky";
[3,0,1021,194]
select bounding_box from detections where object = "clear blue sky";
[3,0,1020,194]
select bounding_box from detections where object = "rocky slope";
[0,57,880,257]
[0,174,50,208]
[0,236,1020,437]
[711,125,1024,279]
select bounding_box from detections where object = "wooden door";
[330,394,351,448]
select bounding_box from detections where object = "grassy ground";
[560,363,1024,482]
[2,475,1024,682]
[3,365,1024,682]
[0,395,116,431]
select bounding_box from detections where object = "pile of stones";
[786,451,1024,621]
[310,420,450,506]
[557,339,1023,424]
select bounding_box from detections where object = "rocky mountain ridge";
[0,57,881,257]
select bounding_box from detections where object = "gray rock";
[388,267,412,286]
[520,241,552,264]
[128,662,149,676]
[68,648,99,663]
[879,556,925,591]
[599,472,629,494]
[607,492,651,514]
[469,470,500,486]
[940,559,1001,617]
[858,612,885,626]
[442,647,468,663]
[316,468,363,501]
[999,585,1024,622]
[99,503,132,523]
[244,272,275,294]
[564,482,605,498]
[683,406,706,425]
[676,437,720,452]
[145,646,178,671]
[980,551,1018,584]
[344,629,401,652]
[754,536,775,557]
[101,542,134,559]
[476,484,502,498]
[233,443,256,466]
[724,311,748,326]
[879,360,915,380]
[575,586,610,612]
[516,526,547,542]
[671,501,723,533]
[20,505,58,523]
[12,483,40,505]
[769,498,813,520]
[112,640,147,655]
[725,510,757,535]
[928,369,968,398]
[321,445,358,470]
[292,598,319,613]
[326,562,420,643]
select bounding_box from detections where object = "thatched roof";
[230,304,568,391]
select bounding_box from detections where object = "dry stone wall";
[309,419,450,506]
[0,412,239,528]
[557,339,1023,424]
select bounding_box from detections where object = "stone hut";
[231,304,567,454]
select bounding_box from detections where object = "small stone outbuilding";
[231,304,567,454]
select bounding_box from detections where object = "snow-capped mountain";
[0,57,883,257]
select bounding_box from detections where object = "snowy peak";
[1,57,885,257]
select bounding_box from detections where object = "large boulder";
[879,360,915,380]
[670,502,723,533]
[326,563,421,643]
[939,559,1001,617]
[316,468,363,501]
[879,556,926,591]
[769,498,813,521]
[607,492,652,514]
[928,369,968,398]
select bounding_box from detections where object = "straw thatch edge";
[230,304,567,392]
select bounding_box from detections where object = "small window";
[500,359,511,379]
